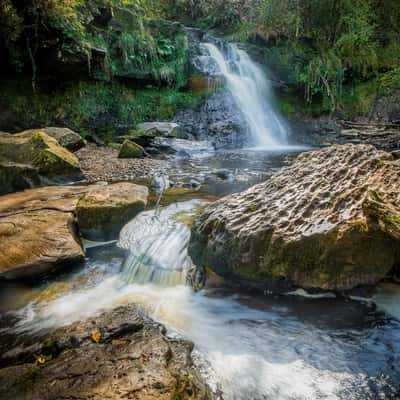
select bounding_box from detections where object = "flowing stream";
[204,42,289,148]
[1,192,399,400]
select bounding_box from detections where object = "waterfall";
[205,43,289,148]
[118,201,204,287]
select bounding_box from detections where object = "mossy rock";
[20,127,86,152]
[118,139,144,159]
[108,142,122,150]
[76,182,149,241]
[0,130,83,188]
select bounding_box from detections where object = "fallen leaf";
[91,331,101,343]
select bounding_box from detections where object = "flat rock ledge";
[0,304,210,400]
[190,144,400,292]
[0,182,148,280]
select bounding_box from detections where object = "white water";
[118,200,205,286]
[3,199,399,399]
[205,43,289,149]
[8,280,395,400]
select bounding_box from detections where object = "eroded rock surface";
[0,304,209,400]
[0,186,88,280]
[190,144,400,291]
[0,182,149,279]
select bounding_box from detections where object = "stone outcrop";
[0,182,149,279]
[174,91,250,149]
[190,144,400,292]
[0,186,88,280]
[0,304,209,400]
[118,139,144,158]
[0,130,83,194]
[76,182,149,241]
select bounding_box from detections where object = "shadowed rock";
[0,304,210,400]
[190,144,400,292]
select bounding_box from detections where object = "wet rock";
[174,91,250,149]
[136,122,184,139]
[21,127,86,152]
[0,304,210,400]
[76,182,148,241]
[0,130,83,194]
[213,168,234,180]
[190,144,400,292]
[0,186,88,280]
[118,139,144,158]
[370,89,400,125]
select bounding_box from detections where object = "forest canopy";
[0,0,399,114]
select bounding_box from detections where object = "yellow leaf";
[35,355,47,365]
[91,331,101,343]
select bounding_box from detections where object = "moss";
[76,199,146,241]
[118,139,144,158]
[29,132,80,177]
[108,142,121,150]
[0,78,206,138]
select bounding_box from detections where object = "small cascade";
[204,42,289,148]
[118,200,204,286]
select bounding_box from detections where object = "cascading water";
[205,42,289,148]
[118,200,204,286]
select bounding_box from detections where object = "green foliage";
[0,78,206,136]
[171,0,400,115]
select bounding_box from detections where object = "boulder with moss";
[76,182,149,241]
[0,130,83,194]
[190,144,400,292]
[20,127,86,152]
[118,139,144,158]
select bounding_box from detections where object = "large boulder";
[76,182,149,241]
[0,186,88,280]
[21,127,86,152]
[189,144,400,292]
[0,182,149,279]
[0,130,83,194]
[118,139,144,158]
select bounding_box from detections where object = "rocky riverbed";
[0,304,210,400]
